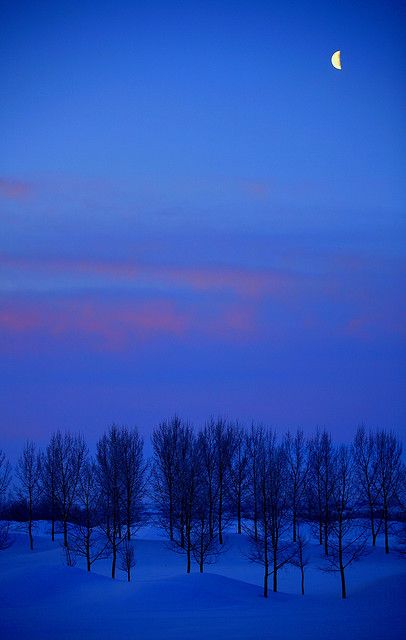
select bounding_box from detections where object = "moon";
[331,50,342,70]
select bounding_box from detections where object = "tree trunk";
[237,496,242,535]
[293,510,297,543]
[263,526,269,598]
[273,553,278,593]
[338,517,346,598]
[169,490,174,542]
[200,531,204,573]
[63,519,68,548]
[112,542,117,579]
[369,505,376,546]
[51,517,55,542]
[384,513,389,554]
[301,566,305,595]
[186,524,191,574]
[209,485,214,539]
[187,546,191,573]
[29,519,34,551]
[219,479,223,545]
[86,534,91,572]
[340,566,346,599]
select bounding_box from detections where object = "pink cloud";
[0,178,33,200]
[0,254,295,299]
[0,296,259,352]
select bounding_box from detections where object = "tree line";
[0,421,405,597]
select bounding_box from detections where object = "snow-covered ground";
[0,523,405,639]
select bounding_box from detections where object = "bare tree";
[249,431,293,597]
[229,424,249,535]
[53,431,87,548]
[16,441,42,550]
[152,417,182,541]
[120,427,147,541]
[375,430,404,554]
[284,429,309,542]
[97,425,127,579]
[42,433,60,542]
[353,426,381,546]
[119,540,136,582]
[173,424,200,573]
[191,436,222,572]
[246,424,265,542]
[290,529,310,595]
[0,449,11,502]
[0,449,12,551]
[70,461,110,572]
[324,445,368,599]
[309,429,335,554]
[198,420,219,540]
[214,419,234,545]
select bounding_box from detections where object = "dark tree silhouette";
[198,420,219,540]
[214,419,234,545]
[309,430,335,554]
[53,431,87,548]
[246,424,265,542]
[173,423,200,573]
[284,429,309,542]
[42,433,60,542]
[249,432,293,597]
[71,461,110,572]
[324,445,368,599]
[16,441,42,550]
[97,425,125,579]
[290,529,310,595]
[191,438,222,572]
[120,426,148,541]
[152,417,182,542]
[119,540,136,582]
[375,430,404,554]
[0,449,12,551]
[229,424,249,535]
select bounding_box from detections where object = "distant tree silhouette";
[16,441,42,550]
[375,430,404,554]
[283,429,309,542]
[213,419,234,545]
[246,424,265,542]
[249,431,293,597]
[198,419,219,540]
[119,540,136,582]
[353,426,381,546]
[71,461,110,572]
[52,431,87,548]
[152,417,183,542]
[324,445,368,599]
[0,449,12,551]
[97,425,125,579]
[41,433,60,542]
[290,529,310,595]
[229,424,249,535]
[309,430,335,554]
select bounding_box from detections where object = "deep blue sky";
[1,0,405,453]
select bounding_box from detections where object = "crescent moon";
[331,50,342,70]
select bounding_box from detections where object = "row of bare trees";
[0,426,147,582]
[1,421,405,596]
[152,420,405,598]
